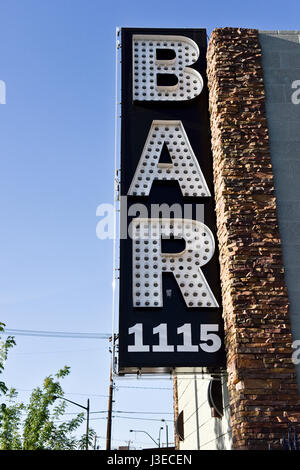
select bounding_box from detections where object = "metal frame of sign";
[118,28,225,374]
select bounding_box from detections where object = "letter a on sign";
[128,121,210,197]
[133,35,203,101]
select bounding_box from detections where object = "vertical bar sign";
[118,28,225,373]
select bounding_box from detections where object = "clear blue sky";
[0,0,299,450]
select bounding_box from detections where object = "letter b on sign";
[133,35,203,101]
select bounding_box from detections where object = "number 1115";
[128,323,221,353]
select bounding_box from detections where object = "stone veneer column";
[207,27,300,450]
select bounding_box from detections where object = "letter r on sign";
[132,218,219,308]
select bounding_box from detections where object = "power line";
[111,415,173,423]
[65,392,109,398]
[116,385,172,390]
[96,435,175,446]
[14,389,109,398]
[10,348,102,355]
[3,329,110,339]
[16,387,171,395]
[113,410,173,415]
[19,415,173,424]
[18,410,173,416]
[9,396,173,416]
[68,415,173,423]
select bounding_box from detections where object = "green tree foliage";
[0,322,16,396]
[0,325,94,450]
[0,389,24,450]
[22,366,85,450]
[77,428,97,450]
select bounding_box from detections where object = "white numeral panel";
[128,121,210,197]
[132,218,219,308]
[133,34,203,101]
[128,323,222,353]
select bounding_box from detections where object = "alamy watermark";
[292,340,300,365]
[96,197,205,242]
[0,80,6,104]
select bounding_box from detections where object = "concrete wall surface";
[260,31,300,388]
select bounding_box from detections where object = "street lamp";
[161,419,169,448]
[130,429,159,447]
[158,426,164,448]
[53,395,90,450]
[94,435,101,450]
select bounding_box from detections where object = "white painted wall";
[177,371,232,450]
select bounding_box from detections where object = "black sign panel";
[118,28,225,373]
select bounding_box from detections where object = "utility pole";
[158,426,163,448]
[165,423,169,448]
[173,374,179,450]
[86,398,90,450]
[161,420,169,448]
[106,362,114,450]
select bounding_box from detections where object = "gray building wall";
[260,31,300,388]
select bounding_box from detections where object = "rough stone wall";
[207,27,300,450]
